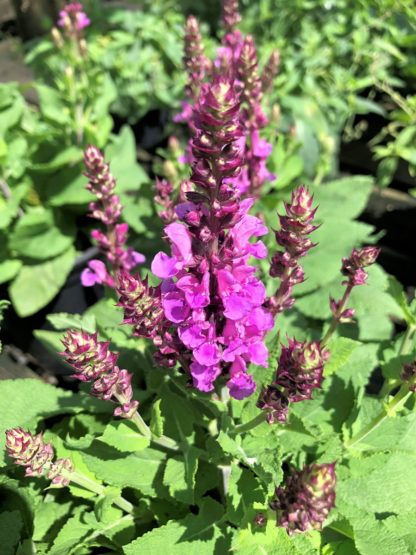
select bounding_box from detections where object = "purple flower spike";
[261,50,280,93]
[257,338,329,423]
[82,146,145,288]
[6,428,73,486]
[147,78,274,398]
[272,463,336,534]
[268,186,318,315]
[222,0,242,33]
[61,330,140,419]
[184,16,209,100]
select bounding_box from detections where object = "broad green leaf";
[36,84,70,126]
[47,312,96,333]
[98,421,150,452]
[30,146,83,172]
[33,501,72,542]
[105,126,148,193]
[9,247,76,317]
[9,210,75,260]
[163,449,199,505]
[48,509,94,555]
[0,259,22,284]
[325,338,362,377]
[123,498,226,555]
[81,443,166,496]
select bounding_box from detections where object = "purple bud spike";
[261,50,280,93]
[222,0,241,33]
[184,16,209,99]
[5,428,73,486]
[268,187,318,314]
[257,385,290,423]
[272,463,336,534]
[275,339,329,402]
[81,146,145,288]
[60,330,139,419]
[61,330,118,381]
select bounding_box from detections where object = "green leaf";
[163,448,199,505]
[105,126,148,193]
[81,443,166,496]
[150,399,164,437]
[123,497,226,554]
[0,510,23,555]
[30,146,83,172]
[0,259,22,285]
[9,210,75,260]
[33,501,72,542]
[9,247,76,317]
[47,312,96,333]
[325,338,362,377]
[0,379,79,466]
[36,84,70,126]
[98,421,150,452]
[48,509,94,555]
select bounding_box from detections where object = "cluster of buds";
[258,339,329,423]
[271,463,336,534]
[5,428,73,486]
[341,247,380,287]
[268,187,318,315]
[61,330,139,418]
[154,178,177,224]
[329,246,380,326]
[81,147,145,288]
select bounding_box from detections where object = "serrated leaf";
[163,449,199,505]
[48,509,94,555]
[123,497,226,554]
[47,312,96,333]
[81,443,166,496]
[325,338,362,377]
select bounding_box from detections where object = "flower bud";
[273,463,336,534]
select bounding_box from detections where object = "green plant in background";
[0,5,153,318]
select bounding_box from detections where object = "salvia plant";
[2,2,416,554]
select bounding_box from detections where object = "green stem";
[69,471,134,514]
[321,284,353,346]
[379,324,416,399]
[151,435,179,452]
[345,377,415,449]
[131,411,152,439]
[233,413,265,434]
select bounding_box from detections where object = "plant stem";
[345,377,416,449]
[321,284,353,345]
[378,324,416,399]
[130,410,152,439]
[69,471,134,514]
[233,412,265,434]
